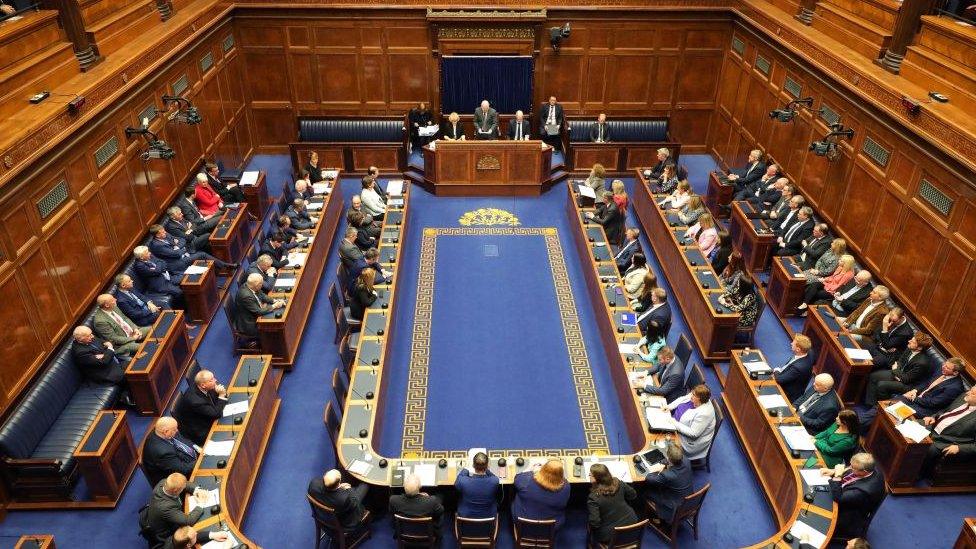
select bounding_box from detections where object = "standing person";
[587,463,639,543]
[539,95,564,150]
[408,102,434,150]
[473,100,499,139]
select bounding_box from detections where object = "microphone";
[349,385,374,410]
[246,361,254,401]
[357,353,378,376]
[616,430,622,461]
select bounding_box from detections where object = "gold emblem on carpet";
[458,208,520,227]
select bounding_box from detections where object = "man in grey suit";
[473,100,498,140]
[234,273,284,337]
[339,227,364,269]
[637,347,685,402]
[921,386,976,477]
[93,293,150,357]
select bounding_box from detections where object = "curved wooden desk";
[421,140,553,196]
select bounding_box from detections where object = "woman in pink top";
[684,213,719,257]
[798,254,856,311]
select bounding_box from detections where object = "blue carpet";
[0,155,972,549]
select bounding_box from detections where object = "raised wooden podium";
[422,140,552,196]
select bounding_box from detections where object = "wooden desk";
[954,518,976,549]
[730,200,777,273]
[705,171,734,219]
[209,205,252,270]
[422,140,552,196]
[864,403,932,491]
[257,180,344,368]
[768,256,808,319]
[570,142,668,174]
[631,168,741,361]
[179,260,218,324]
[125,310,191,415]
[723,350,838,548]
[802,306,874,405]
[14,535,56,549]
[188,355,279,549]
[72,410,137,504]
[238,171,270,220]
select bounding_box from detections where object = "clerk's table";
[422,139,553,196]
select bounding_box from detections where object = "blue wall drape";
[440,56,533,115]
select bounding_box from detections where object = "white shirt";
[852,301,880,328]
[838,283,863,301]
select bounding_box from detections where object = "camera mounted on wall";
[160,95,202,125]
[809,123,854,161]
[769,97,814,123]
[125,126,175,161]
[550,23,570,50]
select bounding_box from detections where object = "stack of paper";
[306,201,324,211]
[418,125,439,137]
[184,264,209,275]
[895,420,931,443]
[201,532,238,549]
[585,459,632,482]
[844,347,873,361]
[312,183,331,195]
[239,171,259,186]
[203,440,235,456]
[322,169,340,179]
[387,180,404,196]
[413,463,437,486]
[188,488,219,511]
[348,460,373,476]
[645,408,676,431]
[799,468,830,487]
[628,372,647,385]
[780,425,816,451]
[221,401,249,417]
[757,394,789,410]
[643,395,667,409]
[289,253,308,267]
[885,401,916,422]
[618,343,638,355]
[789,520,827,547]
[743,360,771,374]
[578,185,596,199]
[273,278,297,289]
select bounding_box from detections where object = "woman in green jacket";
[814,408,859,468]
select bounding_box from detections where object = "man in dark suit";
[867,308,913,368]
[830,271,874,316]
[637,288,671,340]
[235,273,284,337]
[865,333,934,406]
[774,334,815,402]
[894,358,967,418]
[176,186,218,225]
[141,473,226,549]
[339,227,365,270]
[724,149,766,189]
[643,443,694,523]
[638,346,685,402]
[795,223,831,269]
[163,206,216,254]
[774,206,814,256]
[114,273,161,326]
[390,474,444,531]
[148,225,234,277]
[539,96,564,150]
[346,248,389,294]
[142,417,199,488]
[508,110,531,140]
[347,195,380,238]
[454,452,500,519]
[822,453,886,540]
[473,100,499,140]
[771,195,805,235]
[647,149,671,182]
[70,326,131,405]
[794,373,842,434]
[614,228,642,273]
[132,246,185,307]
[308,469,369,534]
[761,184,793,220]
[205,162,246,204]
[348,211,378,251]
[259,233,289,270]
[747,176,785,209]
[589,113,611,143]
[920,386,976,477]
[173,369,227,446]
[734,163,779,199]
[366,166,388,203]
[245,255,276,294]
[286,198,317,230]
[441,112,466,141]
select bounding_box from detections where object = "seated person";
[587,463,639,543]
[821,453,886,541]
[306,151,325,183]
[589,113,611,143]
[348,211,379,249]
[797,255,856,312]
[308,469,369,534]
[286,198,317,230]
[173,369,227,446]
[683,213,719,257]
[723,149,765,189]
[148,224,235,277]
[93,293,150,357]
[759,180,792,220]
[347,248,389,294]
[275,214,304,250]
[677,195,706,226]
[794,374,842,434]
[259,232,290,270]
[163,206,216,254]
[718,251,747,294]
[512,459,571,529]
[773,206,814,256]
[205,162,246,204]
[70,326,132,405]
[508,110,531,140]
[734,164,779,197]
[114,273,161,326]
[718,278,759,329]
[293,179,314,201]
[894,357,967,418]
[441,112,466,141]
[133,246,185,308]
[795,223,831,268]
[390,474,445,530]
[837,284,889,342]
[167,526,226,549]
[245,254,277,294]
[583,163,607,194]
[473,100,499,139]
[865,334,934,407]
[747,176,786,209]
[359,178,386,221]
[814,408,860,468]
[831,270,874,317]
[773,334,815,402]
[235,273,285,337]
[630,272,659,312]
[710,231,733,274]
[455,452,501,519]
[636,288,670,341]
[142,417,199,487]
[920,386,976,477]
[643,443,694,525]
[661,180,693,210]
[142,473,226,549]
[192,173,226,217]
[770,194,804,234]
[866,308,913,368]
[367,166,388,202]
[666,384,717,461]
[349,268,379,321]
[614,227,642,272]
[653,163,680,194]
[636,346,685,402]
[647,148,671,182]
[585,190,627,245]
[339,227,365,269]
[803,238,845,283]
[623,253,649,295]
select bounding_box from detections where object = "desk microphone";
[349,385,373,410]
[616,430,622,462]
[357,353,378,376]
[246,361,255,401]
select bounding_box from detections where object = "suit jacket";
[774,354,815,402]
[306,161,324,182]
[844,300,888,337]
[592,203,626,244]
[148,235,191,275]
[142,431,198,487]
[175,195,205,223]
[389,493,445,528]
[349,284,377,321]
[614,240,642,273]
[454,469,500,519]
[793,388,842,434]
[286,206,314,230]
[797,236,831,270]
[512,471,571,529]
[644,457,694,522]
[173,387,226,446]
[869,321,913,365]
[307,478,367,531]
[731,161,766,187]
[145,479,203,548]
[670,397,717,460]
[751,186,782,208]
[115,288,158,326]
[193,184,222,217]
[441,121,465,140]
[832,281,873,316]
[508,119,531,140]
[339,239,365,269]
[829,471,886,539]
[645,357,685,402]
[589,122,611,142]
[259,242,289,270]
[890,350,933,387]
[539,103,564,127]
[235,285,273,337]
[587,483,639,542]
[245,265,274,294]
[637,302,671,340]
[163,216,209,240]
[93,307,143,348]
[762,197,790,221]
[898,374,966,418]
[134,258,181,296]
[71,337,125,384]
[780,219,814,254]
[473,107,499,136]
[929,393,976,456]
[346,259,387,293]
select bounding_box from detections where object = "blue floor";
[0,154,971,549]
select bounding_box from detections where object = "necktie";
[547,107,555,125]
[517,123,522,140]
[614,240,635,260]
[774,356,799,373]
[599,125,603,141]
[482,111,488,131]
[934,405,974,434]
[841,472,859,487]
[799,391,821,413]
[784,221,803,242]
[125,291,145,308]
[109,310,137,337]
[171,436,197,458]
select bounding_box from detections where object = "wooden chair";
[588,519,649,549]
[731,291,764,348]
[323,401,340,449]
[183,359,202,388]
[645,483,710,548]
[328,282,343,319]
[673,333,693,369]
[684,362,705,392]
[338,332,359,377]
[455,515,498,548]
[335,307,362,345]
[337,263,351,296]
[306,494,372,549]
[222,295,258,353]
[393,514,438,548]
[690,399,724,473]
[830,489,887,545]
[332,368,349,410]
[513,517,557,548]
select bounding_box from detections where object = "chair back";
[514,517,557,548]
[328,282,343,318]
[394,514,436,547]
[332,368,348,410]
[184,359,202,387]
[338,333,357,377]
[337,263,351,295]
[606,519,649,548]
[335,307,352,345]
[307,493,344,533]
[692,399,724,473]
[673,334,692,369]
[455,515,498,547]
[674,483,710,525]
[684,362,705,391]
[323,400,341,446]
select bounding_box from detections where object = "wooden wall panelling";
[0,270,47,409]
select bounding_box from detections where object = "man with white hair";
[838,284,890,341]
[792,373,841,434]
[173,369,227,446]
[473,100,498,139]
[307,469,369,533]
[234,272,284,337]
[70,325,133,406]
[141,417,199,486]
[648,147,671,182]
[92,293,149,357]
[725,149,766,188]
[821,452,885,540]
[132,245,184,307]
[831,270,874,316]
[508,110,531,140]
[390,474,445,530]
[245,254,276,293]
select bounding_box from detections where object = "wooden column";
[796,0,818,24]
[39,0,99,71]
[881,0,940,73]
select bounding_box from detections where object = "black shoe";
[122,394,136,407]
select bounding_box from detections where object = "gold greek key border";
[401,227,610,457]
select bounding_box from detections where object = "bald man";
[793,374,841,434]
[307,469,369,533]
[143,473,228,548]
[92,293,150,357]
[390,474,445,530]
[142,417,200,487]
[173,370,227,446]
[473,100,498,139]
[70,325,134,407]
[508,110,531,140]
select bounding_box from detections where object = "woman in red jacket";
[193,173,223,217]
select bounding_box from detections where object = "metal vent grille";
[200,52,214,73]
[819,104,840,126]
[755,56,771,76]
[172,74,189,96]
[94,136,120,168]
[784,77,802,99]
[138,103,157,125]
[861,137,891,168]
[919,179,953,216]
[732,36,746,55]
[37,181,69,219]
[222,34,235,52]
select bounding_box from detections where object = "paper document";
[184,264,208,275]
[628,372,647,385]
[780,425,816,451]
[643,395,667,409]
[790,519,827,548]
[895,420,931,443]
[306,201,323,211]
[885,401,916,421]
[645,408,677,431]
[618,343,638,355]
[387,180,404,196]
[273,278,297,289]
[203,440,235,456]
[322,169,339,180]
[222,400,249,417]
[585,459,632,482]
[413,463,437,486]
[188,488,219,512]
[757,394,789,410]
[348,460,373,476]
[288,253,308,267]
[201,533,238,549]
[799,468,830,487]
[418,125,439,137]
[844,347,873,361]
[578,185,596,198]
[239,171,259,186]
[312,183,331,195]
[743,360,771,374]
